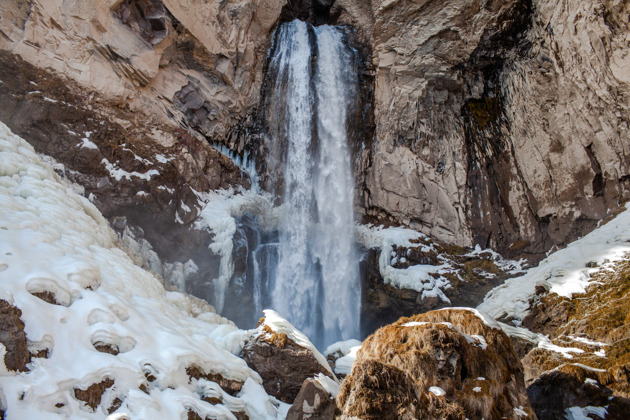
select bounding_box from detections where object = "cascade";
[264,20,360,348]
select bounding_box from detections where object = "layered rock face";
[337,308,535,419]
[0,0,284,143]
[333,0,630,255]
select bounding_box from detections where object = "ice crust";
[0,123,287,419]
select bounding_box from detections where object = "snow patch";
[479,204,630,321]
[314,373,339,398]
[568,336,608,347]
[565,405,607,420]
[514,407,529,417]
[325,339,362,358]
[101,158,159,182]
[428,386,445,396]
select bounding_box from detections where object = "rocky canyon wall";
[333,0,630,255]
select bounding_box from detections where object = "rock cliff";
[332,0,630,255]
[2,0,629,258]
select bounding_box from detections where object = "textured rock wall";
[0,0,285,144]
[333,0,630,255]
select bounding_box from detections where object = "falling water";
[266,20,360,348]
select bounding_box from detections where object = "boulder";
[526,366,626,420]
[286,376,337,420]
[241,311,335,403]
[337,308,535,419]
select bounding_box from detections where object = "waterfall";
[266,20,360,348]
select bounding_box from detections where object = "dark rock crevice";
[279,0,336,26]
[459,0,536,254]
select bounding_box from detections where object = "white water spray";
[268,20,360,347]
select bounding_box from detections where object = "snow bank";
[331,345,361,377]
[478,205,630,321]
[0,122,286,419]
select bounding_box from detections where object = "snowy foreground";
[0,122,288,419]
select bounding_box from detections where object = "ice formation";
[0,122,288,419]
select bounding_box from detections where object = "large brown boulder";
[337,308,535,419]
[241,311,335,404]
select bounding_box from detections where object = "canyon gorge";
[0,0,629,419]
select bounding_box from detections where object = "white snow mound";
[0,122,287,419]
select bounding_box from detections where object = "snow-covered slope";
[0,122,287,419]
[478,206,630,322]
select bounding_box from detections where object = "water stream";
[266,20,360,347]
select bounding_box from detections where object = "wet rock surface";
[338,309,535,419]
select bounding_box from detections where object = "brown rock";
[338,309,536,419]
[0,299,30,372]
[74,378,115,411]
[186,365,244,396]
[242,327,333,403]
[521,294,574,337]
[526,364,630,420]
[286,377,336,420]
